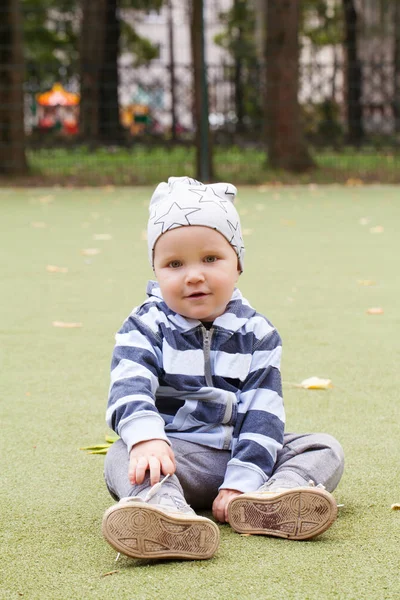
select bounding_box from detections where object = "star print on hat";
[147,176,245,271]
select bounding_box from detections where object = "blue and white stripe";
[106,280,285,492]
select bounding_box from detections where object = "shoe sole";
[102,503,219,560]
[228,488,338,540]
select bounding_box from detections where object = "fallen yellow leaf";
[105,434,119,444]
[30,221,47,228]
[297,377,333,390]
[357,280,376,286]
[366,307,384,315]
[81,248,101,256]
[370,226,384,234]
[52,321,83,328]
[345,178,363,186]
[46,265,68,273]
[80,444,111,451]
[39,194,55,204]
[93,233,112,240]
[391,504,400,510]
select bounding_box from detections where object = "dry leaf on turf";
[39,194,55,204]
[93,233,112,240]
[80,444,112,451]
[105,434,119,444]
[357,280,376,286]
[366,307,384,315]
[297,377,333,390]
[81,248,101,256]
[46,265,68,273]
[345,178,363,186]
[391,504,400,510]
[370,226,384,234]
[30,221,47,228]
[52,321,83,328]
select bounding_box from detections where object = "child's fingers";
[135,455,149,484]
[160,453,176,476]
[148,455,161,486]
[128,456,138,484]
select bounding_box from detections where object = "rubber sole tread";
[102,502,219,560]
[228,487,338,540]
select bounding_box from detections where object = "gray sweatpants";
[104,433,344,509]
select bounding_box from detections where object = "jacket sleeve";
[106,314,168,453]
[220,326,285,493]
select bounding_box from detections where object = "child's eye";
[204,255,217,263]
[168,260,182,268]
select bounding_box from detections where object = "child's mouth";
[187,292,207,298]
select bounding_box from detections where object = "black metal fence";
[24,58,400,149]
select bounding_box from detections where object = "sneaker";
[228,484,338,541]
[102,492,219,560]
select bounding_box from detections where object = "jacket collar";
[146,280,251,334]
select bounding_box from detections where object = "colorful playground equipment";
[36,83,80,135]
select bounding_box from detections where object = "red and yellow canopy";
[36,83,80,106]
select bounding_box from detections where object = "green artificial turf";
[1,184,399,600]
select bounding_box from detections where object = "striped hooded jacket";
[106,281,285,493]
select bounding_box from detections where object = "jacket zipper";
[202,326,233,450]
[202,326,214,387]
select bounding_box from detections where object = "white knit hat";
[147,176,245,271]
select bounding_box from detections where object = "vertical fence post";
[199,0,210,181]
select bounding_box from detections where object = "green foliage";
[22,0,165,90]
[120,21,160,66]
[214,1,262,127]
[120,0,163,9]
[22,0,79,88]
[301,0,343,46]
[214,0,257,62]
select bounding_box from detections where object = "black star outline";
[153,202,202,233]
[197,186,230,213]
[227,220,245,256]
[186,184,208,200]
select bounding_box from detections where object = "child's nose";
[185,267,205,283]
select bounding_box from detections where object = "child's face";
[153,226,240,322]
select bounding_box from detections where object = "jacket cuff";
[119,414,170,453]
[220,461,267,493]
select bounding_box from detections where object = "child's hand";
[129,439,176,486]
[212,489,242,523]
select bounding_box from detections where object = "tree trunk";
[99,0,124,143]
[190,0,213,181]
[393,1,400,133]
[0,0,28,175]
[342,0,364,144]
[79,0,123,144]
[79,0,107,142]
[265,0,314,171]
